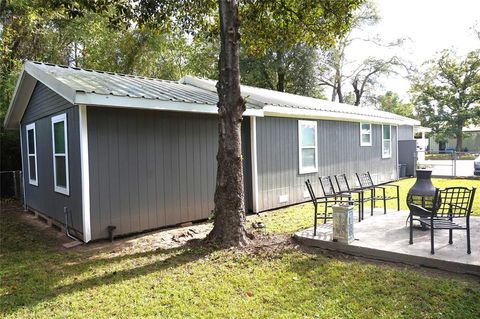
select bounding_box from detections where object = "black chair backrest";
[335,174,351,193]
[319,176,336,197]
[305,179,317,205]
[435,187,477,218]
[356,172,374,189]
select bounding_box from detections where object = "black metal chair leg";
[372,188,376,210]
[324,201,328,224]
[449,229,453,244]
[383,188,387,214]
[361,192,364,220]
[467,218,471,254]
[370,189,375,216]
[313,205,318,236]
[430,221,435,254]
[409,213,413,245]
[396,187,400,211]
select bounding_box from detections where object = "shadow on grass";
[0,201,217,316]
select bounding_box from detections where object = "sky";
[345,0,480,101]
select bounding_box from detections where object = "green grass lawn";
[1,178,479,318]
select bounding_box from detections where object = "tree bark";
[455,132,463,151]
[277,71,285,92]
[207,0,250,247]
[352,79,361,106]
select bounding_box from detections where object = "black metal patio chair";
[356,172,400,215]
[334,174,366,222]
[409,186,476,254]
[305,179,330,236]
[319,175,363,221]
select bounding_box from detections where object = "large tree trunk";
[207,0,250,247]
[352,79,361,106]
[455,132,464,152]
[277,71,285,92]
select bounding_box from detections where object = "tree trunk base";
[206,224,253,248]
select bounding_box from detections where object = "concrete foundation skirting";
[294,233,480,276]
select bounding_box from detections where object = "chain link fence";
[1,171,23,200]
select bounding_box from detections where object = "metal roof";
[31,62,219,105]
[4,61,420,128]
[181,76,420,126]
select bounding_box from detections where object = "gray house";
[4,61,420,242]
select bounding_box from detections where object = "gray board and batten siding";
[255,117,398,212]
[20,82,84,235]
[87,106,253,240]
[398,125,414,141]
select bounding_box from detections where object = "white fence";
[416,151,478,177]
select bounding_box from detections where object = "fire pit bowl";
[406,169,439,218]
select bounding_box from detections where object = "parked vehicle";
[474,155,480,176]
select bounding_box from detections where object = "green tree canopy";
[376,91,413,118]
[411,49,480,151]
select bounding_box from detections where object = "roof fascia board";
[3,71,37,128]
[24,62,76,104]
[75,93,264,117]
[263,105,420,126]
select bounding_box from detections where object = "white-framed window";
[382,124,392,158]
[51,113,69,195]
[360,123,372,146]
[298,120,318,174]
[26,123,38,186]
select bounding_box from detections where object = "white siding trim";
[396,125,400,179]
[25,123,38,186]
[79,105,91,242]
[298,120,318,174]
[360,123,372,147]
[382,124,392,159]
[51,113,70,195]
[19,128,27,209]
[250,117,259,213]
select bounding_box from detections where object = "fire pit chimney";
[406,169,437,218]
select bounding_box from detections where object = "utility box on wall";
[332,204,354,244]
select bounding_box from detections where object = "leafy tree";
[317,1,404,105]
[376,91,413,118]
[0,1,217,169]
[139,0,363,246]
[5,0,362,246]
[411,49,480,151]
[240,43,325,98]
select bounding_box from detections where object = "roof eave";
[75,92,264,117]
[262,105,421,126]
[3,68,37,129]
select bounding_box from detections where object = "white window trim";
[26,123,38,186]
[51,113,70,195]
[298,120,318,174]
[360,123,372,147]
[382,124,392,159]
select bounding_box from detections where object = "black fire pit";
[406,169,438,218]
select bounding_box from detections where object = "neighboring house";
[4,61,420,242]
[424,126,480,153]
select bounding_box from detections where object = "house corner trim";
[250,116,259,213]
[79,105,91,242]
